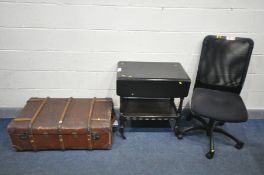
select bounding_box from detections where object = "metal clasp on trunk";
[42,132,49,139]
[91,132,100,140]
[19,133,29,140]
[72,131,78,139]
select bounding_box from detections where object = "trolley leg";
[119,113,126,139]
[173,98,184,139]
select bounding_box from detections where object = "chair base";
[181,116,244,159]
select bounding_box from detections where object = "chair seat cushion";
[191,88,248,122]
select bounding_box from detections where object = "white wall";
[0,0,263,109]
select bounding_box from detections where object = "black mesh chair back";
[195,35,254,94]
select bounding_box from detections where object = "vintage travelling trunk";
[7,97,114,151]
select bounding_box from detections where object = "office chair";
[181,35,254,159]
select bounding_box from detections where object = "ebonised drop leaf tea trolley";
[116,61,191,139]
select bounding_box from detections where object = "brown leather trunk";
[7,97,114,151]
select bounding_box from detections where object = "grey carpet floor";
[0,118,264,175]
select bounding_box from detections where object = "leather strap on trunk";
[57,97,73,150]
[28,97,49,151]
[87,97,96,149]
